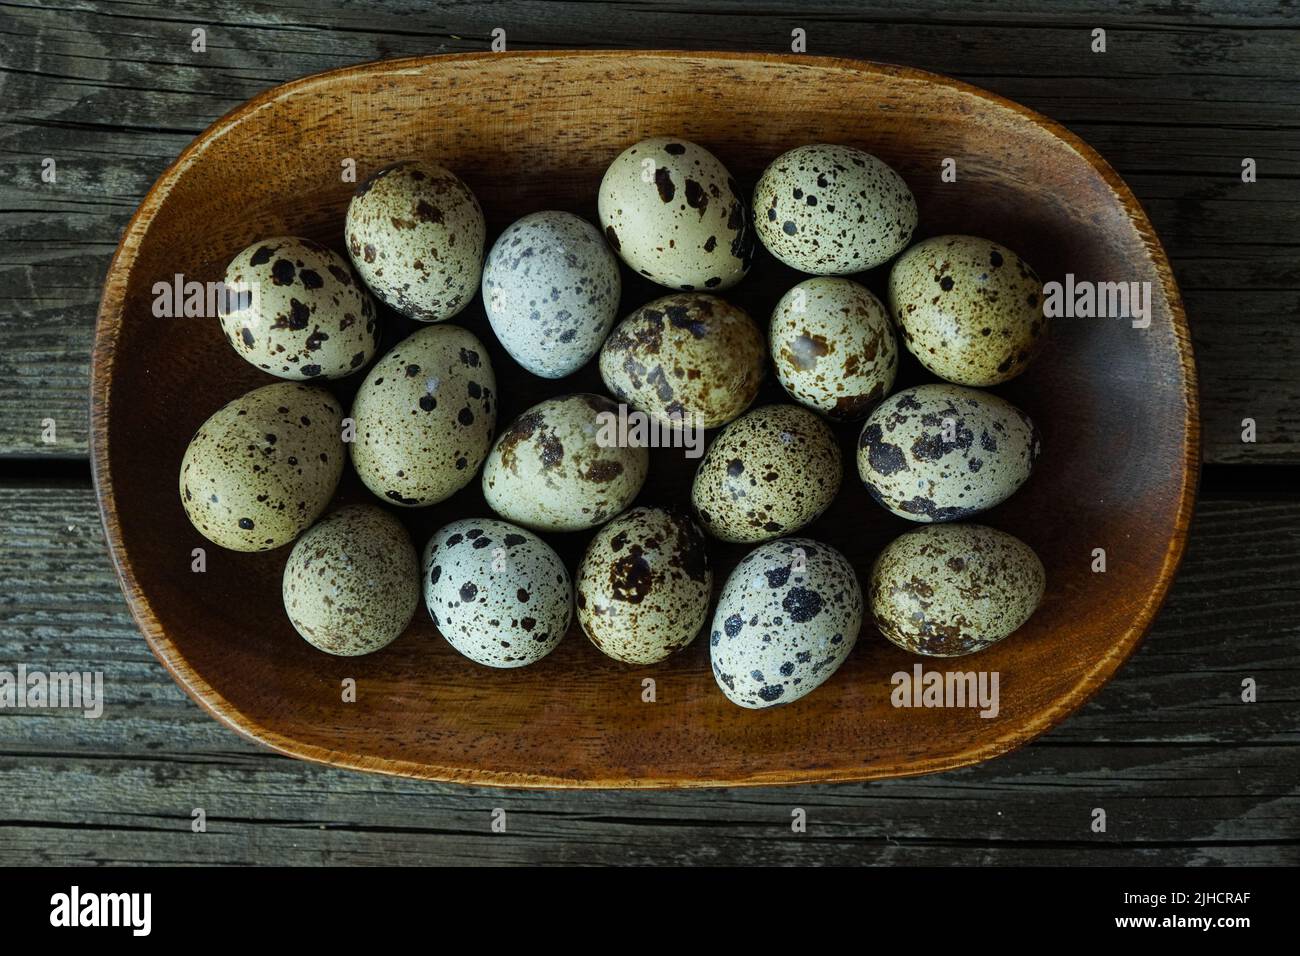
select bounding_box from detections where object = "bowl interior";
[93,52,1196,787]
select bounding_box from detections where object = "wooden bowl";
[91,51,1198,788]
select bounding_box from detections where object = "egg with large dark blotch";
[576,507,712,664]
[709,537,862,709]
[856,384,1039,523]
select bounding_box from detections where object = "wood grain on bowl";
[90,51,1198,789]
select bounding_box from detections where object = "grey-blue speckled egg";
[482,211,621,379]
[709,537,862,709]
[753,144,916,275]
[598,137,752,291]
[856,383,1040,523]
[423,518,572,668]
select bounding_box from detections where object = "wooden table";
[2,0,1296,865]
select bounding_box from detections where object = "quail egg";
[598,136,752,291]
[576,506,712,664]
[179,382,345,551]
[890,235,1046,386]
[770,277,898,420]
[753,144,916,275]
[423,518,571,668]
[350,324,496,507]
[482,393,648,532]
[218,236,380,380]
[482,210,621,379]
[692,404,842,544]
[870,523,1045,656]
[857,383,1040,522]
[282,504,420,656]
[345,160,485,322]
[599,293,765,429]
[709,537,862,709]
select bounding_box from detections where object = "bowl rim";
[89,49,1201,789]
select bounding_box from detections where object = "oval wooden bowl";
[91,51,1198,788]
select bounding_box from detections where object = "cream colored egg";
[869,523,1045,657]
[482,394,648,532]
[856,384,1040,522]
[770,277,898,421]
[753,144,916,275]
[576,507,712,664]
[598,137,752,291]
[692,404,842,544]
[345,161,485,322]
[350,324,496,507]
[599,293,765,430]
[889,235,1046,386]
[219,236,380,380]
[282,505,420,656]
[179,382,345,551]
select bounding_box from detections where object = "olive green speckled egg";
[692,404,842,544]
[179,382,345,552]
[889,234,1046,386]
[869,523,1045,657]
[350,324,496,508]
[282,505,420,657]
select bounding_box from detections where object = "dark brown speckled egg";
[599,293,765,430]
[576,506,713,664]
[692,404,842,544]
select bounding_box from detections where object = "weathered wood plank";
[2,2,1297,461]
[1,485,1296,864]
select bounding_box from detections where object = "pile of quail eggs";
[180,136,1049,710]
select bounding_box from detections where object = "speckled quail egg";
[870,523,1045,657]
[345,160,485,322]
[770,277,898,421]
[218,236,380,380]
[709,537,862,709]
[576,506,712,664]
[692,404,842,544]
[482,393,648,532]
[179,382,345,551]
[857,383,1040,523]
[599,293,765,429]
[598,137,752,291]
[890,235,1046,386]
[482,211,621,379]
[423,518,571,668]
[350,324,496,507]
[282,505,420,656]
[753,144,917,275]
